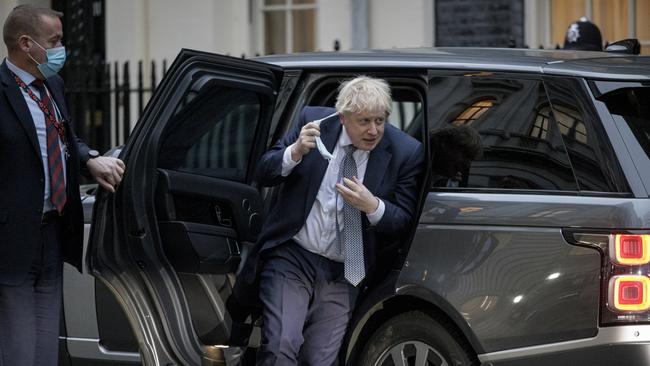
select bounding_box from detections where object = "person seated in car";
[430,125,483,187]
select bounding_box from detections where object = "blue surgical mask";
[28,38,66,79]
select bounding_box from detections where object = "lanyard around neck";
[10,71,67,149]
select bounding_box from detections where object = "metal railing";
[64,59,168,152]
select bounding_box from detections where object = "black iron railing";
[64,59,167,153]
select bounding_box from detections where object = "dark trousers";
[256,241,358,366]
[0,218,63,366]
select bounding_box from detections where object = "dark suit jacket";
[0,60,89,285]
[235,106,424,305]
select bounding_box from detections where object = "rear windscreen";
[596,84,650,160]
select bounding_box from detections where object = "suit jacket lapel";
[303,115,341,219]
[0,61,41,160]
[364,137,391,195]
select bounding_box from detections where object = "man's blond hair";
[335,76,392,116]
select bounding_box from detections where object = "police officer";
[563,17,603,51]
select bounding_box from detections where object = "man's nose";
[367,123,378,135]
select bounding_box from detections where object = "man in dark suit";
[0,5,124,365]
[253,76,424,365]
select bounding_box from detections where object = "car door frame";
[88,49,284,366]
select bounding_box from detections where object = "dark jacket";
[234,106,424,305]
[0,60,89,285]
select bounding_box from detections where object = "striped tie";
[32,80,67,213]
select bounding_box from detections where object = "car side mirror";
[605,39,641,55]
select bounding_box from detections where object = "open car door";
[88,49,283,365]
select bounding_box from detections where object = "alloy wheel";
[374,340,450,366]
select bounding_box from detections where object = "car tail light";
[611,234,650,265]
[565,231,650,326]
[608,275,650,311]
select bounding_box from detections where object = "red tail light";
[566,230,650,325]
[611,234,650,265]
[608,275,650,311]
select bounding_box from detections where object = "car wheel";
[359,311,477,366]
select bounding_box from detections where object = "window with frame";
[544,77,630,193]
[157,78,262,182]
[429,75,578,191]
[451,99,496,126]
[263,0,316,55]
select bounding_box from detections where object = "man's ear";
[17,35,32,53]
[339,113,346,125]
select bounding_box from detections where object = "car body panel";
[399,192,650,354]
[259,48,650,80]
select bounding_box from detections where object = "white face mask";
[311,112,339,161]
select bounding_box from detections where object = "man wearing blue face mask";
[0,5,125,365]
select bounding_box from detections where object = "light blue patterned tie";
[339,145,365,286]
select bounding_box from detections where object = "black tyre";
[359,311,477,366]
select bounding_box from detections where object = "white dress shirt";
[6,59,67,212]
[281,126,385,262]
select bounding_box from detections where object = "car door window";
[545,77,630,193]
[428,74,578,192]
[157,78,262,182]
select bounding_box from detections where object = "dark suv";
[59,48,650,366]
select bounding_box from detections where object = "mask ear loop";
[22,36,46,68]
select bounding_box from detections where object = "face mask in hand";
[27,38,66,79]
[312,112,339,161]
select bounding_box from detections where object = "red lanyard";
[10,71,67,149]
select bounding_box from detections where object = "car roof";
[256,47,650,80]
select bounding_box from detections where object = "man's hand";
[335,177,379,214]
[87,157,126,193]
[290,122,320,162]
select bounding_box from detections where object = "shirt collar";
[339,125,354,149]
[5,58,36,86]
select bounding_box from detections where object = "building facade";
[1,0,648,64]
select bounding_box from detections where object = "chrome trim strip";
[478,325,650,362]
[63,337,140,362]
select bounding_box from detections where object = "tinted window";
[545,77,629,193]
[597,85,650,160]
[157,79,261,181]
[429,74,577,191]
[390,87,423,133]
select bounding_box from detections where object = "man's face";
[24,15,63,63]
[340,110,386,151]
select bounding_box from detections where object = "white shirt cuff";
[282,144,301,177]
[366,198,385,226]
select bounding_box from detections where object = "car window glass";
[429,75,578,191]
[390,87,423,134]
[596,86,650,161]
[545,77,629,193]
[157,78,261,181]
